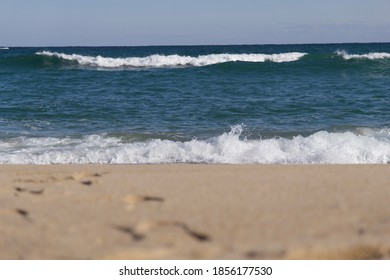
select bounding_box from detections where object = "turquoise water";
[0,43,389,163]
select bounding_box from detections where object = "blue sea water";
[0,43,389,164]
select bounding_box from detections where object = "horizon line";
[2,41,390,48]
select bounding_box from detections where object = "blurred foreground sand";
[0,164,389,260]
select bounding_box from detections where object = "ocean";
[0,43,389,164]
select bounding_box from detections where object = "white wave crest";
[36,51,307,68]
[336,50,390,60]
[1,126,390,164]
[0,47,9,50]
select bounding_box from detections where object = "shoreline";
[1,164,389,259]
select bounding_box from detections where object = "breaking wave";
[36,51,307,68]
[1,126,389,164]
[336,50,390,60]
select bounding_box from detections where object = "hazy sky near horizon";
[1,0,389,46]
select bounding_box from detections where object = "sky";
[1,0,389,46]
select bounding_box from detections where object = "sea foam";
[336,50,390,60]
[1,126,389,164]
[36,51,307,68]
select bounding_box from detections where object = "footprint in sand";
[287,245,384,260]
[68,172,102,186]
[15,208,33,222]
[159,221,210,242]
[15,208,29,217]
[120,195,210,242]
[123,195,164,210]
[112,225,145,241]
[14,187,45,195]
[245,249,286,259]
[113,220,210,242]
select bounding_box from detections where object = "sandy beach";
[0,164,389,260]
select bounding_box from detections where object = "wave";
[3,49,388,69]
[35,51,307,68]
[336,50,390,60]
[1,126,389,164]
[0,47,9,50]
